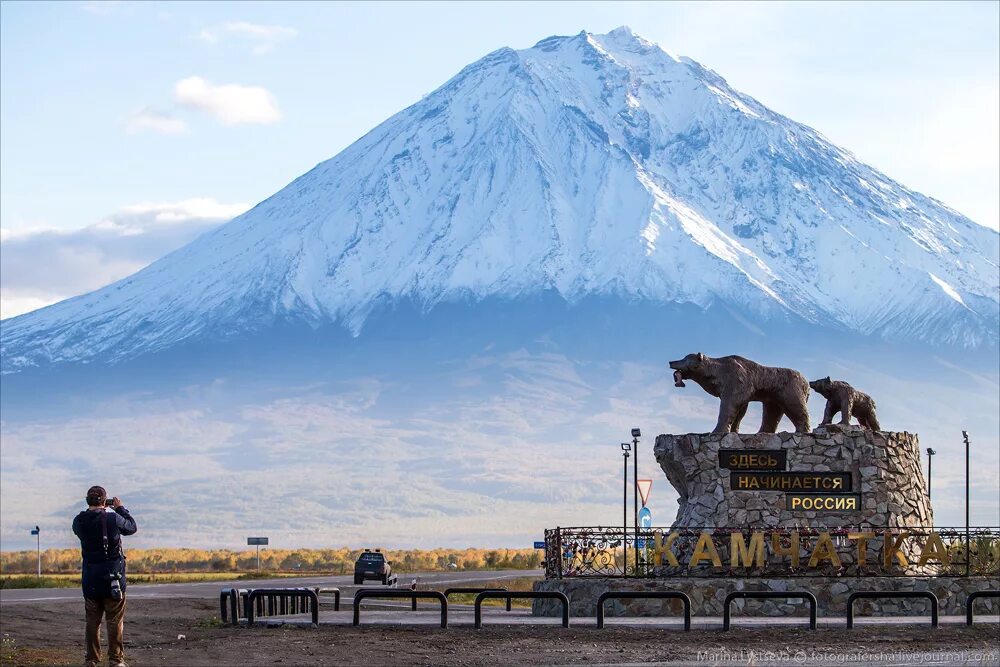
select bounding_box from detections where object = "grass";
[425,576,542,608]
[0,576,77,589]
[0,571,310,590]
[1,633,76,667]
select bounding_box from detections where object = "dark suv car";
[354,549,393,585]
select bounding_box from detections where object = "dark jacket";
[72,507,137,598]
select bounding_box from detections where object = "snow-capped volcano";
[2,27,997,370]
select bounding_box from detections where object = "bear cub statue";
[809,377,881,431]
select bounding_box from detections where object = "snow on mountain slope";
[2,27,997,370]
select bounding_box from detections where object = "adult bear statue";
[809,377,881,431]
[669,353,811,434]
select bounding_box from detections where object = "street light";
[631,428,641,574]
[620,442,631,576]
[963,431,970,577]
[926,448,936,498]
[29,526,40,578]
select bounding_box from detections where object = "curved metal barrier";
[353,589,448,628]
[847,591,938,628]
[315,587,341,611]
[965,590,1000,626]
[723,591,817,631]
[246,588,319,626]
[475,591,569,629]
[220,588,252,625]
[596,591,692,630]
[444,587,511,612]
[220,588,236,625]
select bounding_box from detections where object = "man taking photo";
[72,485,137,667]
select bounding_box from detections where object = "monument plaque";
[785,492,861,511]
[718,449,786,470]
[730,471,851,492]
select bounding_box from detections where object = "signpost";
[247,536,269,572]
[637,506,652,548]
[637,479,652,507]
[533,541,545,549]
[29,526,40,578]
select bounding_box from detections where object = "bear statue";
[669,353,811,434]
[809,377,881,431]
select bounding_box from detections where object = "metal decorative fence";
[544,526,1000,578]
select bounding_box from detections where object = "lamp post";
[963,431,970,576]
[631,428,641,574]
[620,442,631,576]
[30,526,40,578]
[925,448,936,498]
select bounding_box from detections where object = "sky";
[1,0,998,320]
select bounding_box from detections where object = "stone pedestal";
[653,428,932,529]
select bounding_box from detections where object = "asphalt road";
[0,569,541,603]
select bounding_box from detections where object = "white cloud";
[197,21,298,54]
[0,198,249,319]
[174,76,282,125]
[124,107,188,136]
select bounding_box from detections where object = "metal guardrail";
[220,589,229,623]
[474,591,569,629]
[965,590,999,626]
[846,591,938,628]
[723,591,817,630]
[221,586,334,625]
[353,589,448,628]
[444,587,512,612]
[245,588,319,626]
[316,587,341,611]
[596,591,692,630]
[220,588,236,625]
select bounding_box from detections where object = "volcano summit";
[2,27,997,371]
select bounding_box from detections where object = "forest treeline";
[0,546,543,574]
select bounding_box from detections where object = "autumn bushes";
[0,547,542,575]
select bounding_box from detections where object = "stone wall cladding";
[652,428,933,530]
[532,576,1000,618]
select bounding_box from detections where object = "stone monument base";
[532,576,999,618]
[654,429,932,530]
